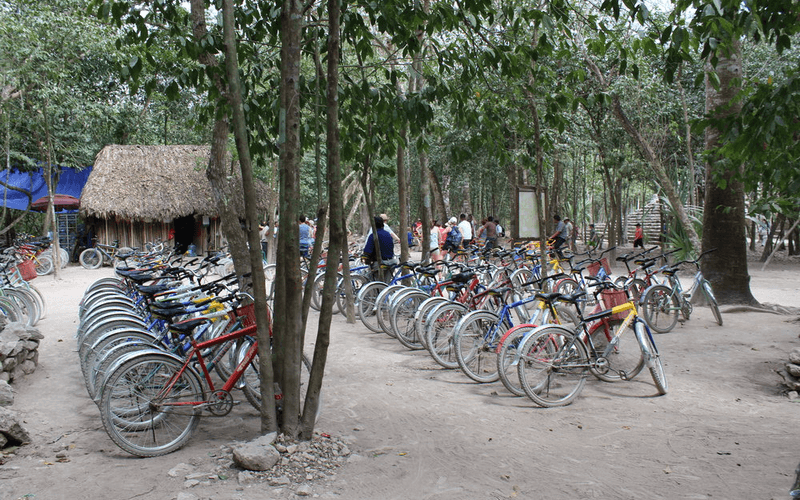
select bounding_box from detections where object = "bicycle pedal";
[619,370,629,381]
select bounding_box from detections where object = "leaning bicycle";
[640,249,722,333]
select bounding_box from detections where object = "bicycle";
[516,282,667,407]
[79,239,133,269]
[640,249,723,333]
[97,302,316,457]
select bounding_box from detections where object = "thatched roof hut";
[81,144,270,220]
[78,145,273,253]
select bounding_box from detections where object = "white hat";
[448,217,457,225]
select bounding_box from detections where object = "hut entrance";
[173,215,195,254]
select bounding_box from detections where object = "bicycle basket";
[599,289,628,322]
[587,258,611,278]
[16,260,36,281]
[235,303,257,328]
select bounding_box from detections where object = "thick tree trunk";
[701,40,757,305]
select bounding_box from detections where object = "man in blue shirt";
[299,215,314,257]
[363,216,398,266]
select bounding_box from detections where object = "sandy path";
[1,262,799,500]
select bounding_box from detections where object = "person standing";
[259,221,271,261]
[298,215,314,257]
[633,223,644,248]
[429,220,442,261]
[564,218,574,250]
[549,214,567,250]
[477,216,498,252]
[458,213,473,247]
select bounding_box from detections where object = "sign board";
[516,186,544,239]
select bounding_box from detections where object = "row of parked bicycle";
[76,245,320,458]
[0,247,48,326]
[75,237,721,457]
[338,243,722,407]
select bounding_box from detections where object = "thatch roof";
[81,145,272,221]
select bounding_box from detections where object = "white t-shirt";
[457,220,473,240]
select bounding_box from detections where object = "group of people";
[364,212,506,267]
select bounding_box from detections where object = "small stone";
[296,484,313,496]
[237,471,256,485]
[270,475,291,486]
[55,452,68,459]
[168,463,194,478]
[231,438,281,471]
[183,479,200,488]
[786,363,800,378]
[788,391,799,400]
[789,349,800,365]
[286,444,298,454]
[0,380,13,406]
[176,492,199,500]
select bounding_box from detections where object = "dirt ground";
[2,256,800,500]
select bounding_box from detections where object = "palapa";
[80,145,271,221]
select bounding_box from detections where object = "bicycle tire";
[636,321,668,395]
[263,264,277,301]
[703,281,723,326]
[517,326,588,407]
[586,320,645,383]
[497,324,538,396]
[24,284,47,320]
[414,296,449,351]
[375,284,406,337]
[85,331,160,400]
[336,273,370,316]
[0,296,22,323]
[79,248,103,269]
[34,255,54,276]
[453,310,503,383]
[357,281,387,333]
[310,272,328,311]
[640,285,679,333]
[425,302,468,369]
[3,288,39,326]
[391,290,429,350]
[99,352,204,457]
[241,345,320,420]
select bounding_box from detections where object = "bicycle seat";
[534,292,561,303]
[168,317,210,335]
[451,272,475,284]
[557,290,587,304]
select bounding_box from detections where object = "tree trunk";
[221,0,277,433]
[189,0,252,277]
[272,0,306,435]
[701,39,757,305]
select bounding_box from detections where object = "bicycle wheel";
[263,263,277,301]
[497,325,538,396]
[357,281,387,333]
[24,284,47,320]
[99,352,204,457]
[517,326,588,407]
[0,297,22,323]
[80,248,103,269]
[425,302,468,369]
[703,281,723,326]
[241,346,320,420]
[3,288,39,326]
[415,296,449,351]
[391,290,429,350]
[586,320,645,383]
[336,273,370,316]
[375,284,406,337]
[310,272,328,311]
[635,321,668,395]
[453,310,503,383]
[640,285,679,333]
[34,255,54,276]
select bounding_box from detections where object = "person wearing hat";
[368,213,401,243]
[441,217,463,256]
[633,223,644,248]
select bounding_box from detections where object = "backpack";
[445,226,462,246]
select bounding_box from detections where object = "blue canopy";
[0,167,91,211]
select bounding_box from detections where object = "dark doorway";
[173,215,195,254]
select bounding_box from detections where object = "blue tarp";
[0,167,92,211]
